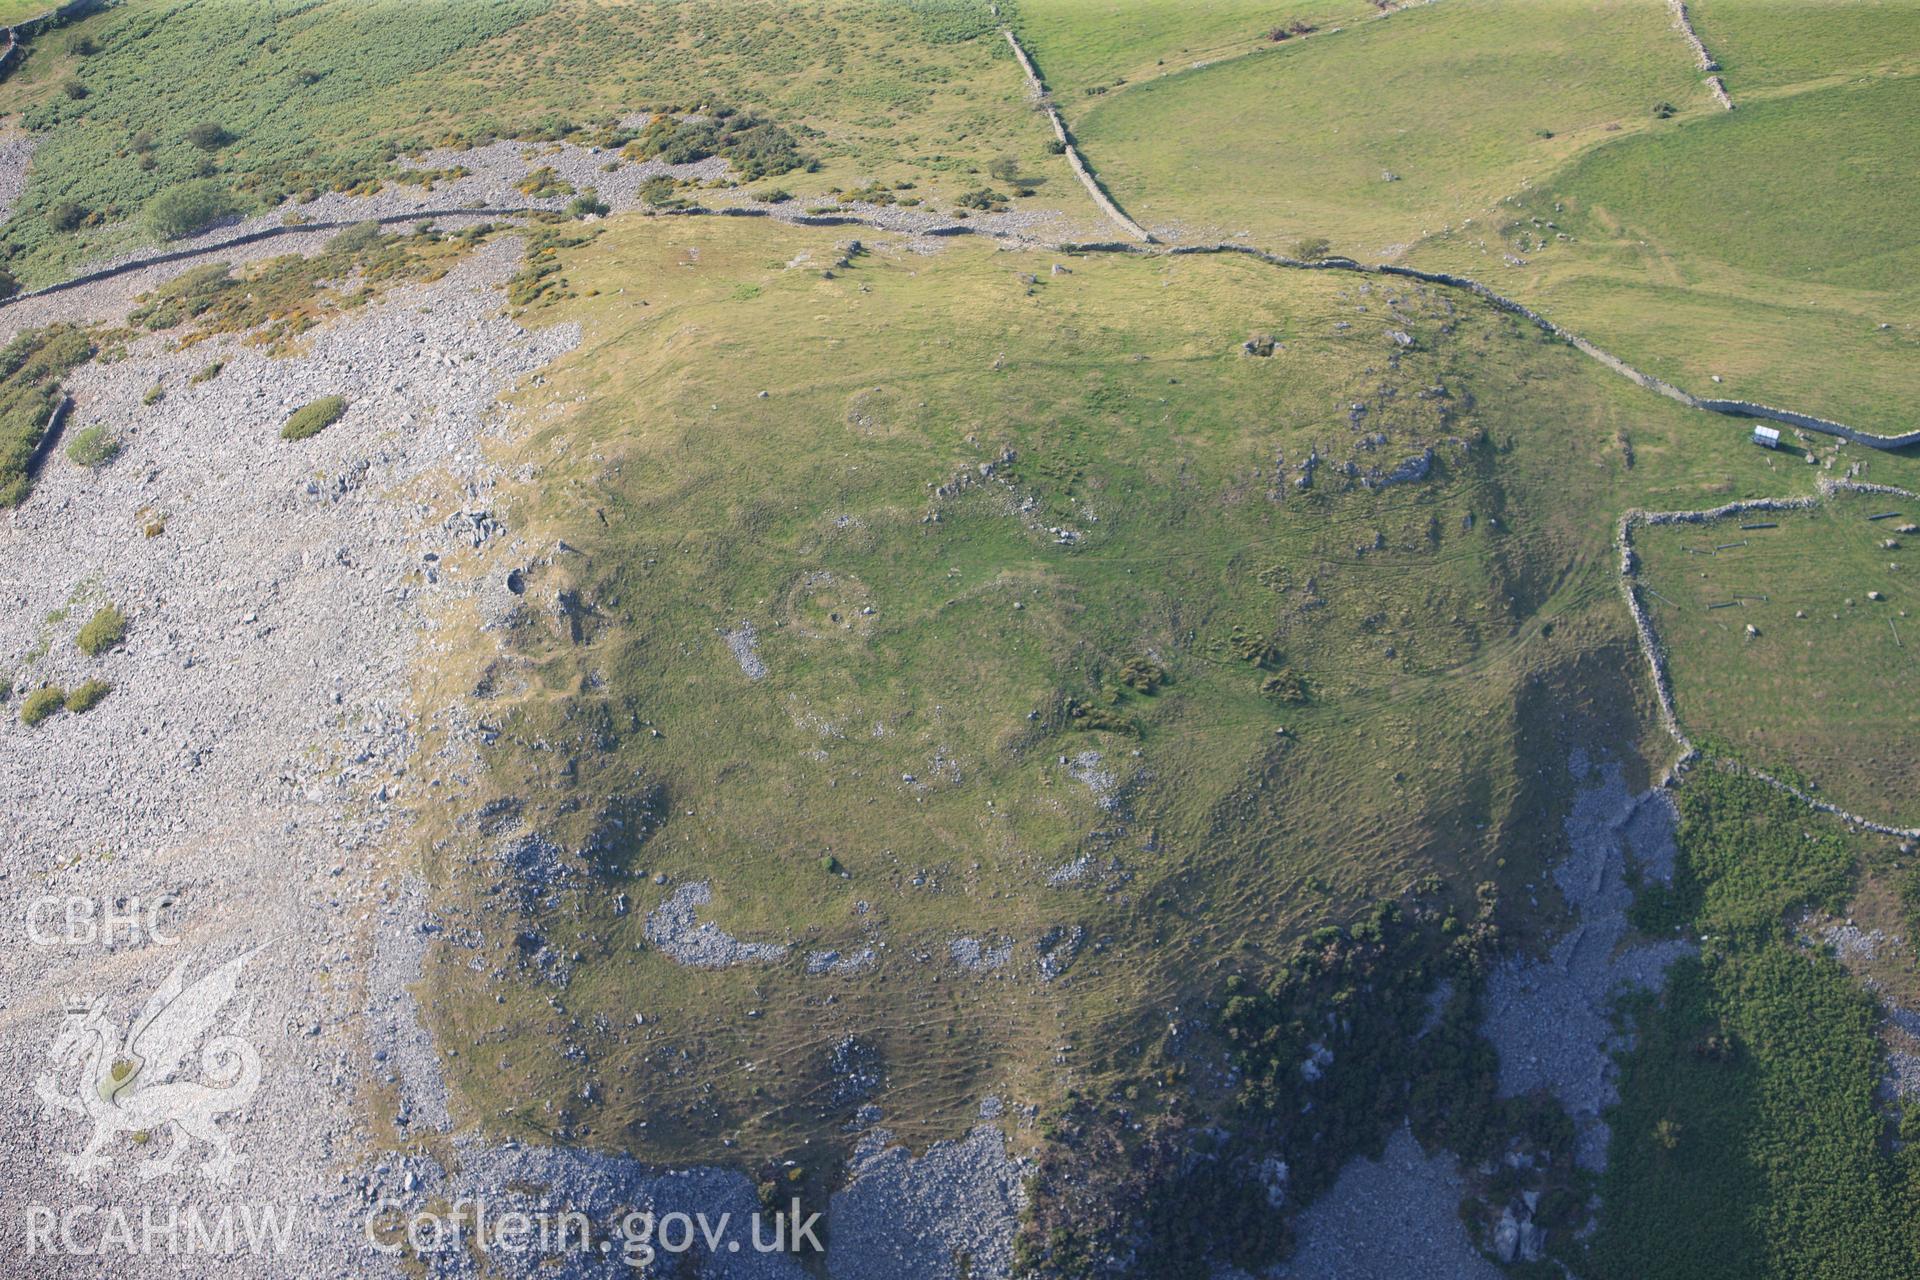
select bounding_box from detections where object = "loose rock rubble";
[1269,1126,1501,1279]
[643,881,788,968]
[0,237,575,1275]
[1479,752,1695,1170]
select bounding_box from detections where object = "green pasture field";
[1638,489,1920,827]
[1058,0,1708,251]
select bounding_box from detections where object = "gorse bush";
[184,121,232,150]
[76,605,127,656]
[623,110,809,181]
[0,325,95,507]
[281,395,347,441]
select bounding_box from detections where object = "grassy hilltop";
[3,0,1917,1273]
[410,210,1821,1179]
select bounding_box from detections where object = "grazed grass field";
[1690,0,1920,91]
[1010,0,1373,104]
[403,209,1830,1171]
[1415,73,1920,435]
[1058,0,1708,251]
[1044,0,1920,435]
[1638,489,1920,826]
[0,0,57,25]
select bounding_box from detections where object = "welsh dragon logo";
[35,947,266,1184]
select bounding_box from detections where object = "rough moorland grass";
[1,0,546,279]
[0,324,94,507]
[74,604,126,657]
[1638,491,1920,826]
[1591,770,1917,1279]
[280,395,347,441]
[1414,75,1920,434]
[0,0,1050,284]
[19,685,65,727]
[409,214,1800,1174]
[1064,0,1706,251]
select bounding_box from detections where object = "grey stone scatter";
[827,1125,1028,1280]
[644,881,788,968]
[949,935,1014,972]
[1479,753,1695,1171]
[1270,1127,1502,1279]
[724,620,769,680]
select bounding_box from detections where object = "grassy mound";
[281,395,347,441]
[409,215,1805,1194]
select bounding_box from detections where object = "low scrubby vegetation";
[65,424,120,468]
[143,179,238,241]
[1017,892,1565,1278]
[621,107,809,181]
[75,605,127,657]
[281,395,346,441]
[128,223,463,349]
[19,686,66,728]
[1590,768,1920,1277]
[65,679,112,713]
[0,325,95,507]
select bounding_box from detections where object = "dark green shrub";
[20,686,65,727]
[638,175,682,208]
[185,121,232,149]
[282,394,346,441]
[61,79,89,101]
[76,605,127,656]
[65,424,120,467]
[954,187,1008,212]
[566,191,610,218]
[189,360,223,385]
[623,110,808,181]
[47,200,87,232]
[144,180,237,241]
